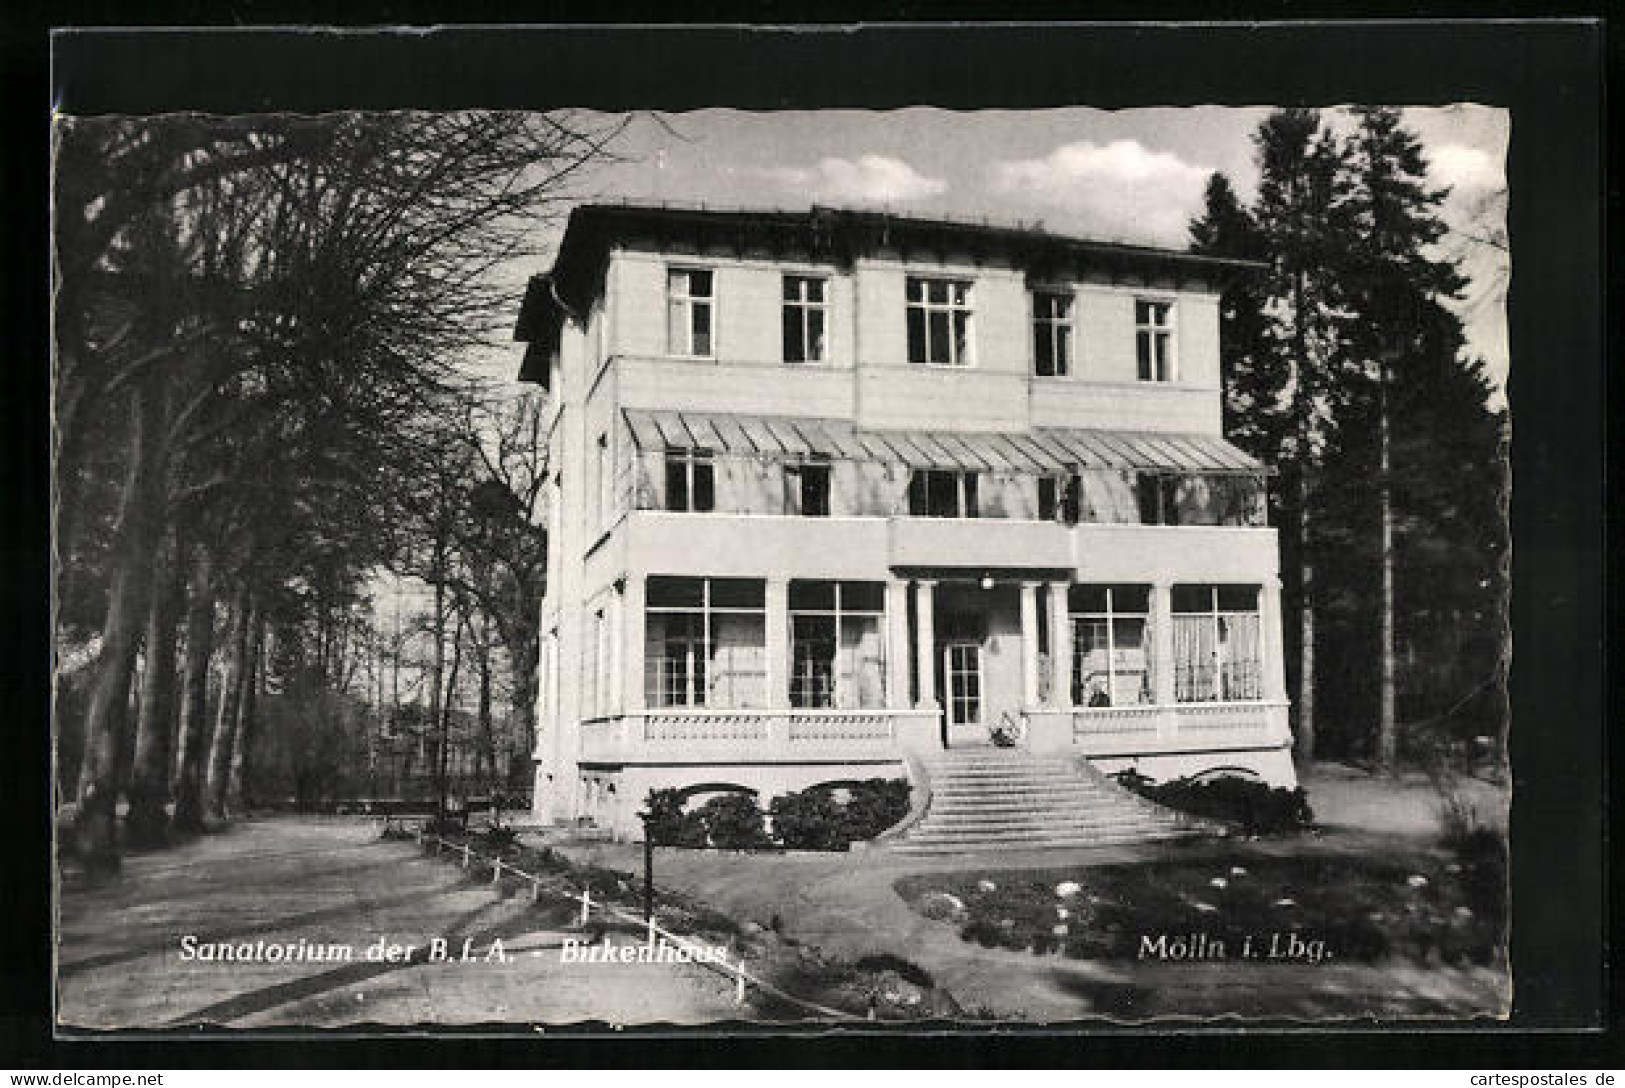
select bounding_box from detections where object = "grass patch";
[896,844,1505,968]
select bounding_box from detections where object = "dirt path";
[57,818,744,1030]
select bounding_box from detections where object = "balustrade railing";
[786,711,894,742]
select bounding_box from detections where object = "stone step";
[891,830,1200,855]
[898,748,1210,853]
[912,807,1182,827]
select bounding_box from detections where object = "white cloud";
[989,139,1213,247]
[1428,144,1504,193]
[749,155,947,204]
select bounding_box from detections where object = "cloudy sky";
[504,105,1509,398]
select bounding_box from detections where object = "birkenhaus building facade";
[516,204,1295,839]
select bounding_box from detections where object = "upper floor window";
[1135,472,1182,526]
[783,458,831,517]
[1038,473,1081,524]
[1032,290,1074,377]
[667,268,714,356]
[908,468,979,518]
[782,275,827,363]
[664,448,714,512]
[1135,298,1175,381]
[906,277,973,366]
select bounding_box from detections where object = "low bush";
[769,789,848,851]
[479,825,519,851]
[695,793,770,850]
[768,778,911,851]
[644,788,708,847]
[1125,774,1314,836]
[841,778,912,840]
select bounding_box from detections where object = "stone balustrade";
[577,708,931,764]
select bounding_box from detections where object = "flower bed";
[895,843,1505,967]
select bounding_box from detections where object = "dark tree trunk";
[74,378,163,873]
[170,543,216,832]
[125,529,183,847]
[476,615,495,784]
[508,625,538,776]
[224,608,265,813]
[204,583,250,820]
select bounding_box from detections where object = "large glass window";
[788,581,887,709]
[1070,585,1154,707]
[1135,298,1175,382]
[1171,584,1263,702]
[782,275,827,363]
[907,469,979,518]
[1032,290,1074,377]
[667,268,714,356]
[906,277,973,366]
[645,577,766,708]
[664,448,715,512]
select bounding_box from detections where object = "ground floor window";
[789,580,887,709]
[1069,584,1154,707]
[644,576,766,708]
[1171,584,1263,702]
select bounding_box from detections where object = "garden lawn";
[896,847,1505,968]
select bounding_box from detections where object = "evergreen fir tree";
[1246,108,1359,764]
[1342,106,1469,771]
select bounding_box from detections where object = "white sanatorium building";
[515,204,1296,842]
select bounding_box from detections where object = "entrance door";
[943,641,983,728]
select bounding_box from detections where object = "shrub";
[841,778,912,840]
[643,788,708,847]
[1129,774,1313,835]
[480,825,518,851]
[695,792,769,850]
[960,919,1003,948]
[765,778,911,850]
[769,789,848,851]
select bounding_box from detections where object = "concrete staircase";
[891,747,1212,855]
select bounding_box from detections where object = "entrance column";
[885,580,912,709]
[914,579,938,709]
[1048,581,1073,709]
[1019,581,1041,707]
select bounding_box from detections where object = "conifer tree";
[1242,109,1358,764]
[1342,106,1468,772]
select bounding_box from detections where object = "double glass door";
[942,641,983,727]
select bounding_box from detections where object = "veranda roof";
[621,409,1266,475]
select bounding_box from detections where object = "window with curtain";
[1172,584,1263,702]
[788,580,887,709]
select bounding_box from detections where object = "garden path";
[58,818,744,1029]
